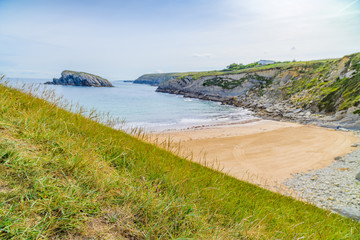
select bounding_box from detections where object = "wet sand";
[151,120,359,189]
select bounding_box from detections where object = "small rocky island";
[45,70,113,87]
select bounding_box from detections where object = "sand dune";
[151,120,359,189]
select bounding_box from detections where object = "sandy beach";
[151,120,360,189]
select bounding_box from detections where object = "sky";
[0,0,359,80]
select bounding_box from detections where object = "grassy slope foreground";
[0,82,359,239]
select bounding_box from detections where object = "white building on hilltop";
[258,60,275,65]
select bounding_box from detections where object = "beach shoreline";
[150,119,360,190]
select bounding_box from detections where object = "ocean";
[4,78,255,132]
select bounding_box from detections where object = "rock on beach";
[284,149,360,221]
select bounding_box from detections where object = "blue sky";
[1,0,359,80]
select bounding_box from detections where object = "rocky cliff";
[45,70,113,87]
[134,73,184,86]
[157,53,360,129]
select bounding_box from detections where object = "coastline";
[150,119,360,190]
[155,89,360,131]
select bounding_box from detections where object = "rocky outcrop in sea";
[45,70,113,87]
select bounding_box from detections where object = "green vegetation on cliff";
[0,77,359,239]
[280,53,360,113]
[202,74,270,89]
[134,73,192,85]
[202,75,248,89]
[189,58,332,79]
[223,62,261,71]
[169,53,360,114]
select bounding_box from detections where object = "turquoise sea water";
[5,78,255,131]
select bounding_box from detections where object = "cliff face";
[157,53,360,128]
[46,70,113,87]
[134,73,183,86]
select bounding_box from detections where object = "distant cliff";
[45,70,113,87]
[157,53,360,129]
[134,73,185,86]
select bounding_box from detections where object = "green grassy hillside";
[275,53,360,113]
[158,53,360,118]
[0,79,359,239]
[175,58,333,80]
